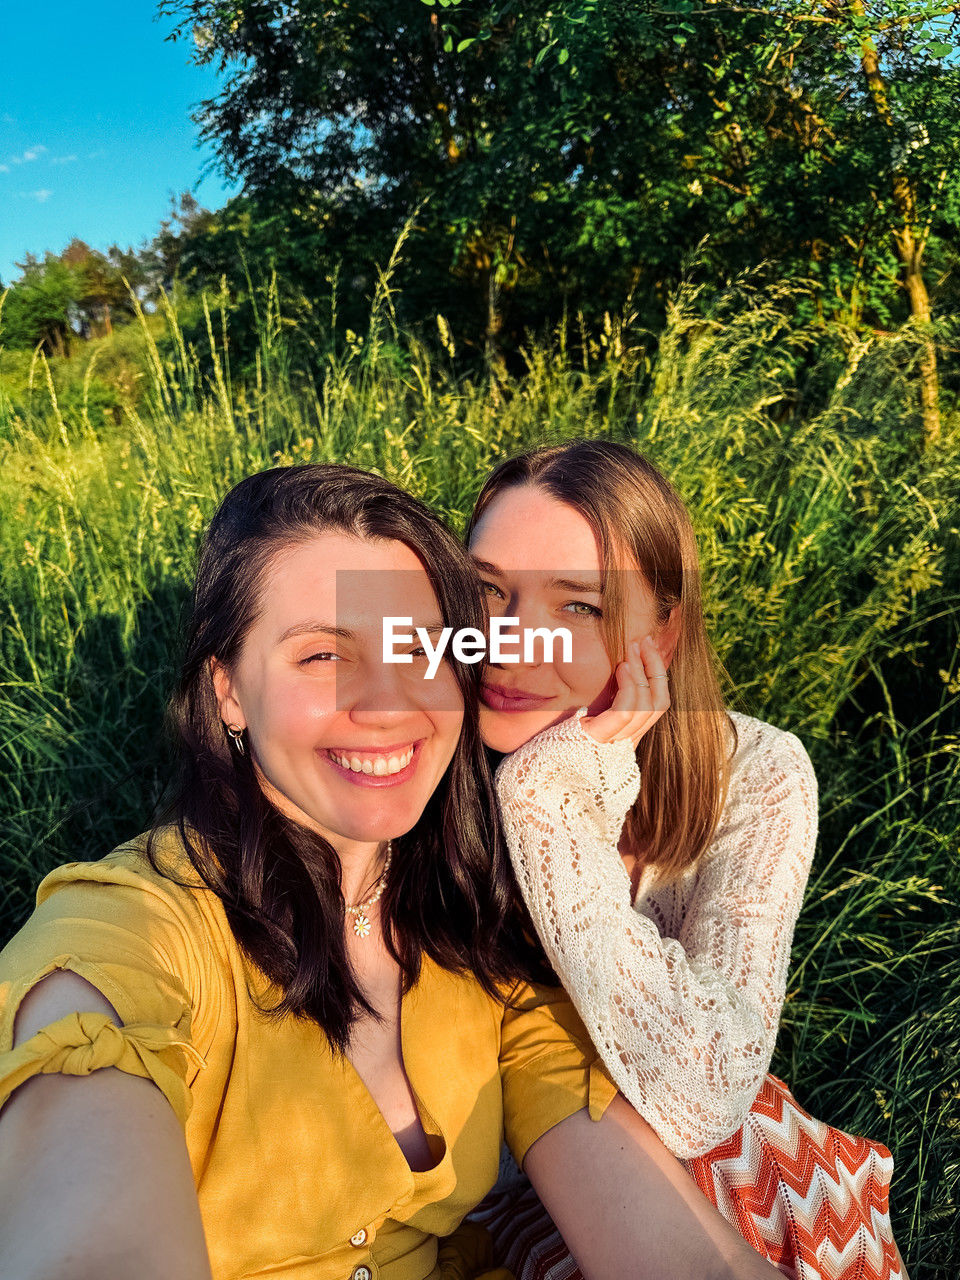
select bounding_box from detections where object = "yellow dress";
[0,829,616,1280]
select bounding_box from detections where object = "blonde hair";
[468,440,737,884]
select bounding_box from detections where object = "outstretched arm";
[524,1095,781,1279]
[0,970,212,1280]
[496,710,818,1160]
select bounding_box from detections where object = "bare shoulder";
[7,969,160,1126]
[13,969,120,1046]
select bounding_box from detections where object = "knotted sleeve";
[0,845,210,1128]
[0,1010,205,1126]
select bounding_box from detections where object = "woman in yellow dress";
[0,463,778,1280]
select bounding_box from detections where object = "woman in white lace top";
[466,440,905,1280]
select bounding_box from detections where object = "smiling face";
[469,484,677,754]
[212,532,464,855]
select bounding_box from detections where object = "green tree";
[160,0,960,427]
[143,192,219,297]
[140,185,393,374]
[2,254,85,355]
[159,0,540,351]
[60,239,143,338]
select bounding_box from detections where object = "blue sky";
[0,1,236,285]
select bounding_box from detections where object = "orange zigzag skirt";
[472,1075,908,1280]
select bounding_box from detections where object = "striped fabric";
[472,1076,907,1280]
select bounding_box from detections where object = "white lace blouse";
[495,708,819,1161]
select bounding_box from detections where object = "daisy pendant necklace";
[345,841,392,939]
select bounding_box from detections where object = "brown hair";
[467,440,737,884]
[152,464,550,1052]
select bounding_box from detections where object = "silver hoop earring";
[225,723,246,756]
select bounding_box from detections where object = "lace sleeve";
[495,710,819,1160]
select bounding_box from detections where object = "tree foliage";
[2,241,146,354]
[2,255,84,356]
[6,2,960,423]
[158,0,960,367]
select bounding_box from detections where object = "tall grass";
[1,277,958,1275]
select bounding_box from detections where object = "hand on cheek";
[586,670,621,719]
[580,635,671,747]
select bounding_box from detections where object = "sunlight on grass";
[1,274,958,1275]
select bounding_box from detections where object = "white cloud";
[10,145,47,165]
[20,188,53,202]
[0,164,9,174]
[51,155,78,165]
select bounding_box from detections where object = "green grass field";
[2,280,958,1275]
